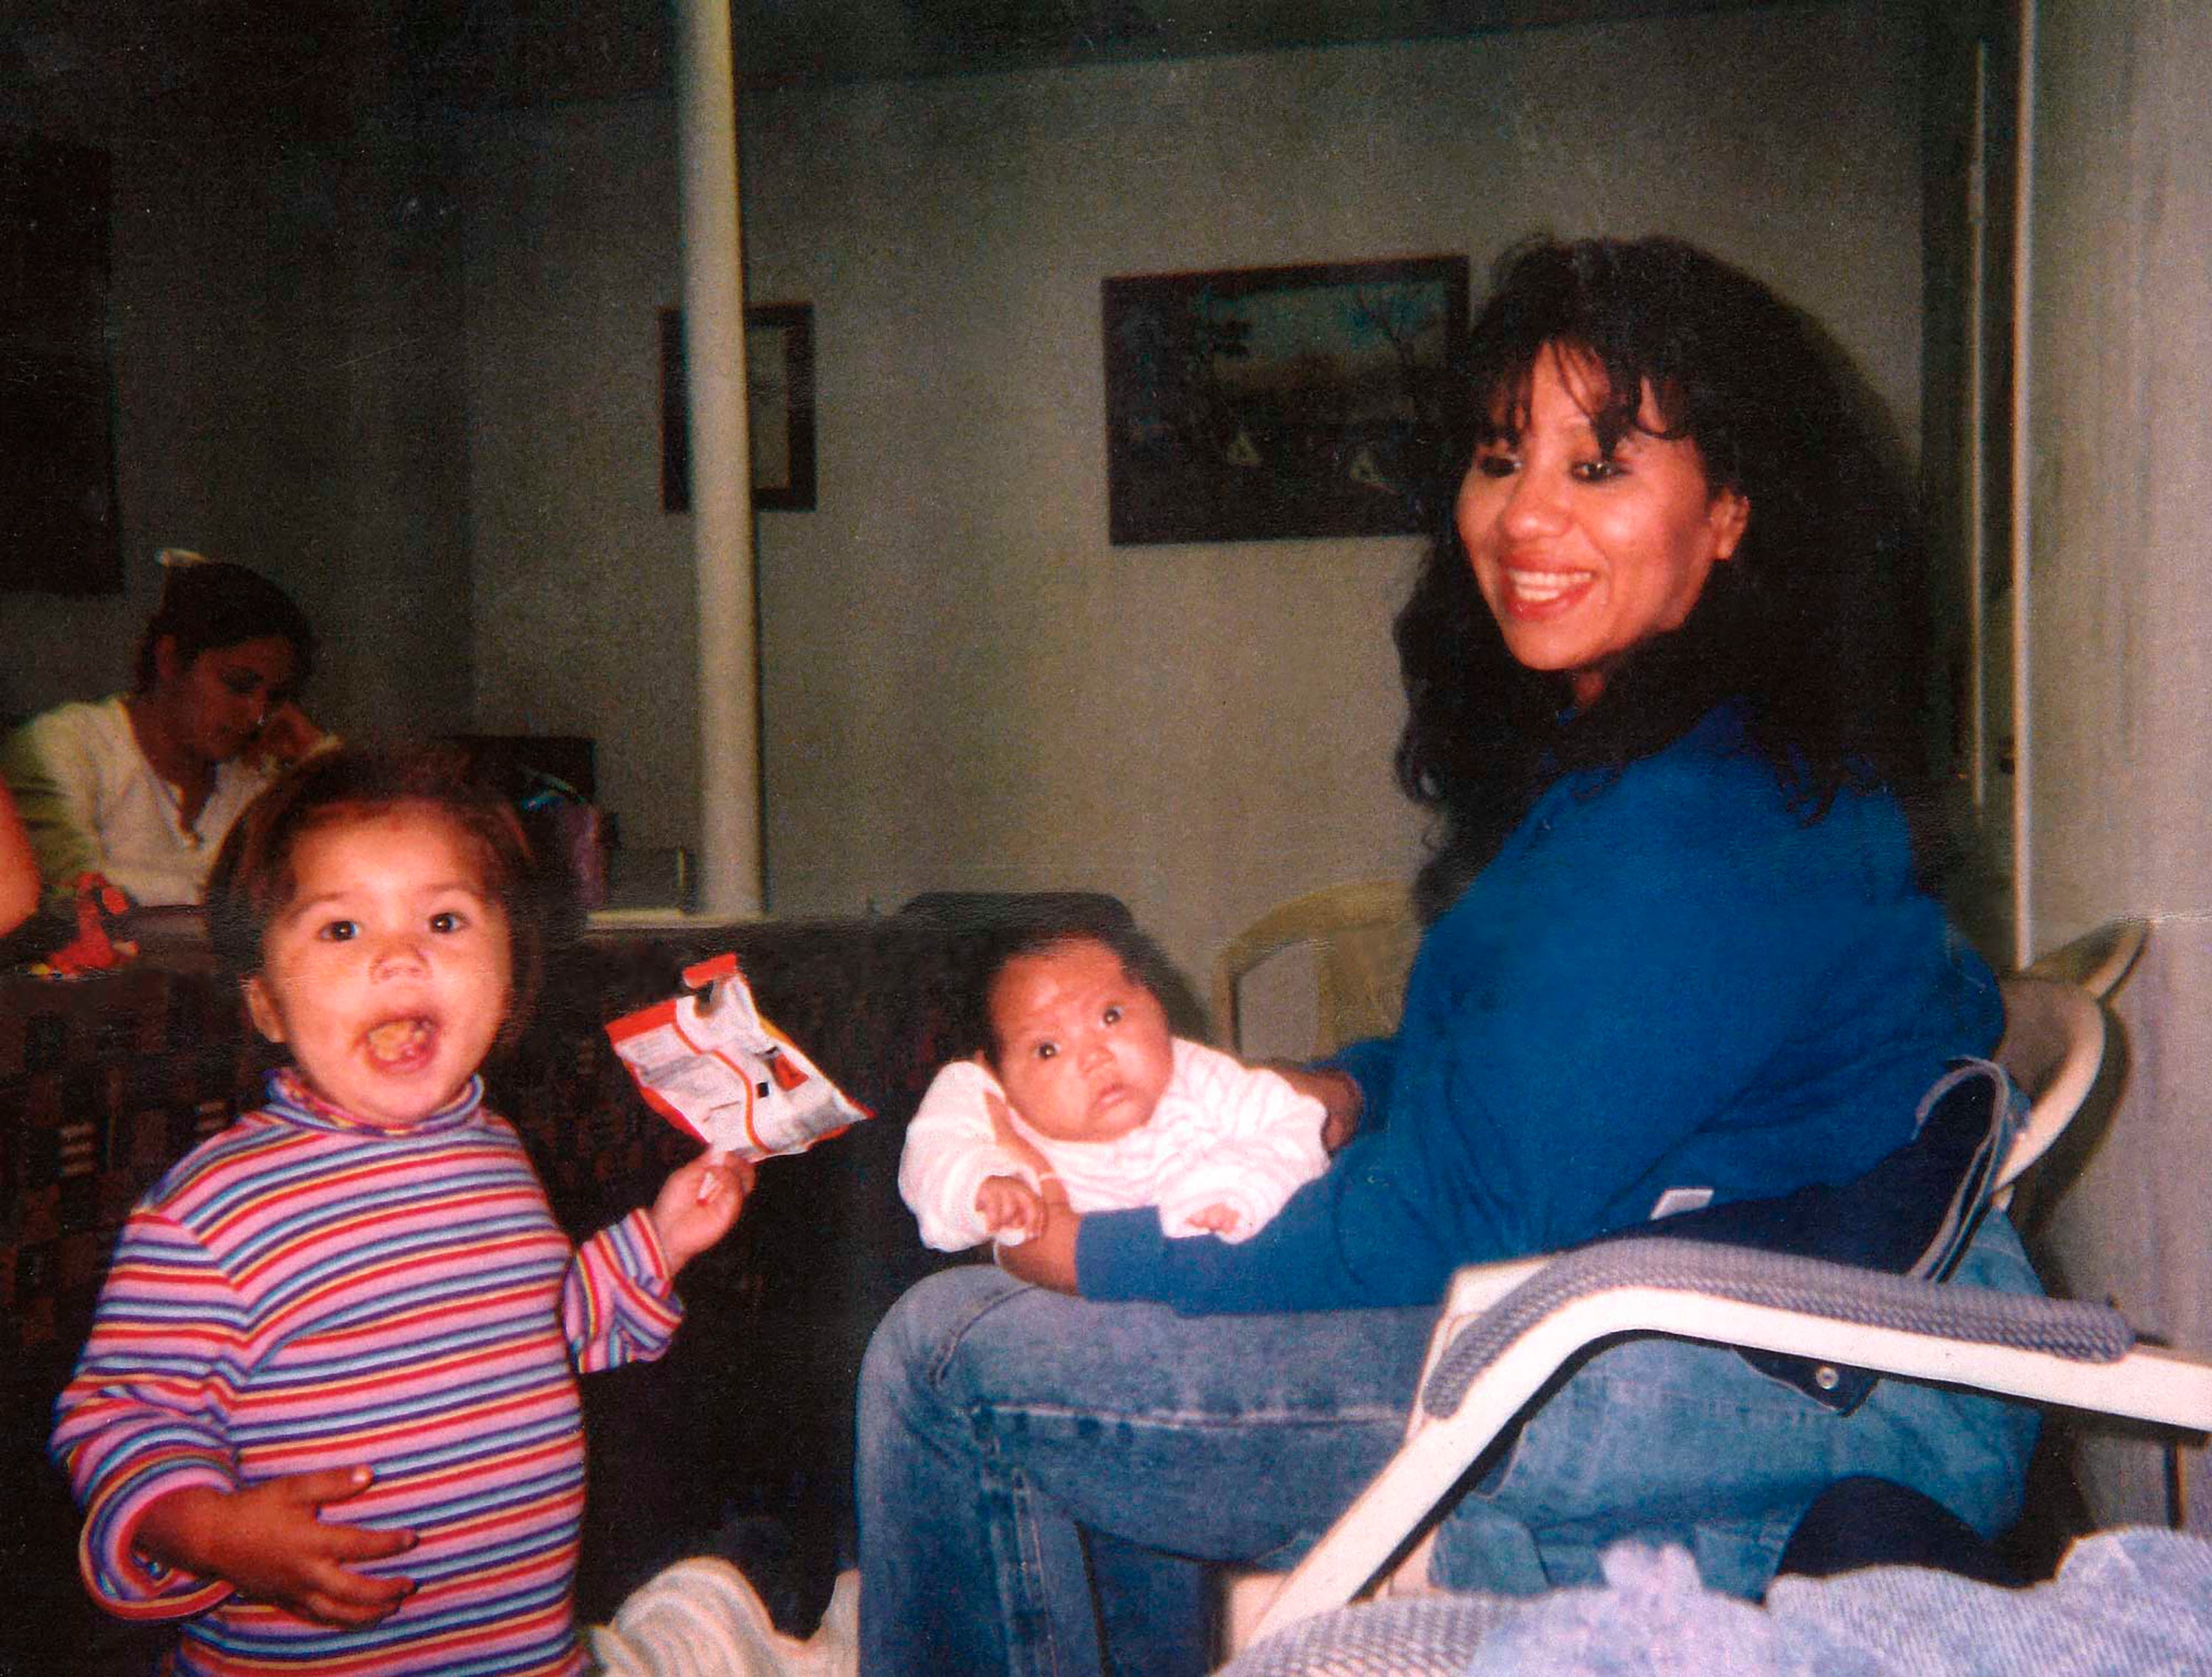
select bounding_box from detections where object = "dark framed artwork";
[1102,254,1469,545]
[1,135,122,594]
[660,302,817,513]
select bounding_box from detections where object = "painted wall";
[0,120,473,740]
[462,100,703,864]
[9,0,1926,1013]
[2021,0,2212,1532]
[727,0,1926,991]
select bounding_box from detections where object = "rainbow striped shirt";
[51,1069,684,1675]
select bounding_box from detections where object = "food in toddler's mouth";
[366,1018,432,1064]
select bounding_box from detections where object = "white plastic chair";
[1987,974,2106,1211]
[2024,917,2148,1001]
[1238,1235,2212,1650]
[1211,881,1417,1058]
[1221,972,2138,1655]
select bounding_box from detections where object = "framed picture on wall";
[660,302,817,513]
[1102,254,1469,545]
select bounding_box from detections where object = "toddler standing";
[49,743,752,1675]
[900,917,1328,1251]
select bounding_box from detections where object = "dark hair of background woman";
[133,560,317,692]
[1394,234,1935,923]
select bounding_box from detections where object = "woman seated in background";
[855,235,2039,1677]
[1,555,321,919]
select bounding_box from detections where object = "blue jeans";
[855,1217,2042,1676]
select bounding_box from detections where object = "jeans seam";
[980,1427,1073,1677]
[981,1403,1409,1431]
[922,1273,1040,1387]
[928,1280,1077,1677]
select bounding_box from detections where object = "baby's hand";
[135,1466,416,1627]
[1184,1201,1246,1237]
[975,1173,1047,1242]
[650,1151,757,1271]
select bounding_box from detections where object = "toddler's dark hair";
[973,903,1176,1069]
[206,740,544,1048]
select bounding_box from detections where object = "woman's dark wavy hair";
[135,560,316,693]
[206,740,546,1051]
[1395,235,1932,922]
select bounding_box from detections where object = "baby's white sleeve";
[898,1059,1043,1251]
[1150,1047,1329,1242]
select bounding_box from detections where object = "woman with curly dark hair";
[856,236,2037,1676]
[1393,235,1933,922]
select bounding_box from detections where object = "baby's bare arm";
[135,1466,416,1627]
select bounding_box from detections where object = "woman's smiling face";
[1456,344,1748,706]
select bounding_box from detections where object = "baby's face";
[988,938,1174,1146]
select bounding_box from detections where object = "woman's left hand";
[996,1198,1080,1292]
[1264,1063,1364,1150]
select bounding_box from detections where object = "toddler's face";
[989,938,1173,1146]
[243,804,512,1128]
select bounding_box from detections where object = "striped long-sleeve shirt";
[50,1069,684,1675]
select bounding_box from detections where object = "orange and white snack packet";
[606,952,869,1162]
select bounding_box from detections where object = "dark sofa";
[2,895,1194,1673]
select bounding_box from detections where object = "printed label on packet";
[605,953,869,1162]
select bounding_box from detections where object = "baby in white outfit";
[899,923,1328,1251]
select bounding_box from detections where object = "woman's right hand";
[1263,1063,1365,1150]
[243,701,327,771]
[134,1467,417,1626]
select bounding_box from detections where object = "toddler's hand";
[976,1173,1047,1242]
[650,1151,757,1271]
[136,1466,416,1628]
[1184,1201,1245,1237]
